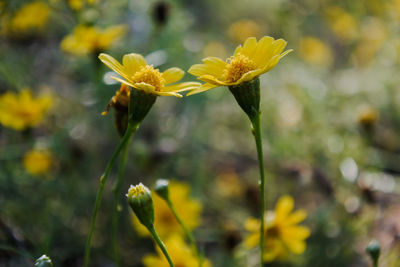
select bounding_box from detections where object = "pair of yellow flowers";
[99,36,292,99]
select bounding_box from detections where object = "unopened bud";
[127,183,154,229]
[366,239,380,266]
[34,255,53,267]
[154,179,170,201]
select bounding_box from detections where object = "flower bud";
[228,77,260,120]
[34,255,53,267]
[154,179,170,201]
[127,183,154,229]
[366,239,380,265]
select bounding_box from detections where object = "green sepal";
[128,88,157,124]
[228,77,260,120]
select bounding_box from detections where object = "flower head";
[34,254,53,267]
[127,183,155,229]
[187,36,292,95]
[23,149,52,176]
[133,181,202,238]
[8,1,50,34]
[0,89,53,130]
[299,36,333,66]
[99,53,200,97]
[244,195,310,262]
[142,234,211,267]
[61,25,127,55]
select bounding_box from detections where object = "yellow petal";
[186,83,218,96]
[122,53,147,75]
[111,76,135,88]
[243,233,259,249]
[162,67,184,84]
[197,75,228,86]
[99,53,129,81]
[282,226,311,240]
[284,239,307,254]
[253,36,275,67]
[275,195,294,221]
[244,217,260,231]
[241,37,257,58]
[188,57,226,80]
[233,69,263,85]
[132,82,155,93]
[163,82,201,92]
[286,209,307,225]
[154,91,183,97]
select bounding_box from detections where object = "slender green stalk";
[83,122,139,267]
[148,225,175,267]
[167,199,203,267]
[251,112,266,267]
[111,136,134,266]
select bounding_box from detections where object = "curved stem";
[83,122,139,267]
[111,135,134,266]
[148,225,175,267]
[251,112,266,267]
[167,199,203,267]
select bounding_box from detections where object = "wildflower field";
[1,0,400,266]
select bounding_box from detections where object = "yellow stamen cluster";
[127,183,148,198]
[131,65,165,91]
[223,53,256,83]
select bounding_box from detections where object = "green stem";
[83,122,139,267]
[148,225,175,267]
[251,112,266,267]
[111,134,134,267]
[167,199,203,267]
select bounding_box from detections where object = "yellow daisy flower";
[187,36,292,95]
[99,53,200,97]
[8,1,50,33]
[0,89,53,130]
[244,195,310,262]
[61,25,127,55]
[142,234,211,267]
[133,181,202,238]
[23,149,52,176]
[299,36,333,66]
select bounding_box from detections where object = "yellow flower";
[23,149,52,176]
[187,36,292,95]
[68,0,84,10]
[325,6,358,43]
[133,181,202,238]
[227,19,262,43]
[299,36,333,66]
[9,1,50,33]
[99,53,201,97]
[142,234,211,267]
[244,195,310,262]
[0,89,52,130]
[61,25,127,55]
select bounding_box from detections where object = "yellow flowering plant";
[84,53,200,267]
[244,195,310,262]
[0,89,53,131]
[188,36,291,266]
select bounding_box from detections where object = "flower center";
[223,53,256,83]
[131,65,165,91]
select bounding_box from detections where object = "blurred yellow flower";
[244,195,310,262]
[187,36,291,95]
[353,18,387,67]
[9,1,50,33]
[325,6,358,43]
[0,89,52,130]
[358,105,379,127]
[203,41,228,59]
[99,53,200,97]
[216,170,243,197]
[133,181,202,238]
[299,37,333,66]
[142,234,211,267]
[61,25,127,55]
[23,149,52,176]
[68,0,83,10]
[227,19,262,43]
